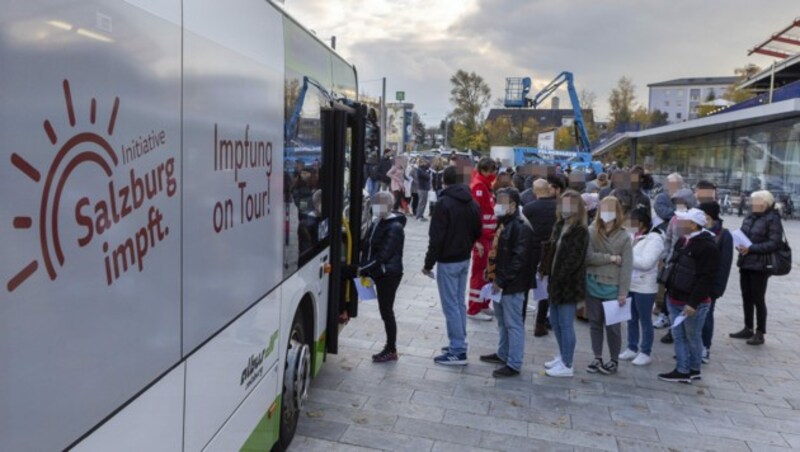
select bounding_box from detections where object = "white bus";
[0,1,372,450]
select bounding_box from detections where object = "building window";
[665,90,671,96]
[690,88,700,102]
[665,100,670,107]
[676,112,682,119]
[677,89,684,97]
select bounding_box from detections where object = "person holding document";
[619,207,664,367]
[730,190,784,346]
[658,208,720,383]
[479,188,534,377]
[359,192,406,363]
[585,196,633,376]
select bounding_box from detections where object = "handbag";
[766,232,792,276]
[539,240,555,276]
[656,261,673,285]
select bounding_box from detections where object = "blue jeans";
[668,301,710,373]
[436,260,469,355]
[366,177,379,198]
[549,303,577,368]
[702,299,717,350]
[628,292,656,356]
[494,292,525,371]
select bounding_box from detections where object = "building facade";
[648,77,738,123]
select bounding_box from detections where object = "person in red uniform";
[468,157,498,320]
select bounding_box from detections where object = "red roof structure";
[749,17,800,59]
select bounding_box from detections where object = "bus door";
[320,102,366,354]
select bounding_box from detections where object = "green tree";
[486,116,514,146]
[519,118,540,146]
[724,64,760,104]
[449,69,491,131]
[608,76,637,131]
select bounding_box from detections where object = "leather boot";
[729,328,754,339]
[746,332,765,345]
[534,324,549,337]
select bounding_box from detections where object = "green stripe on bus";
[240,395,281,452]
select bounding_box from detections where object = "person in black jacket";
[730,190,785,345]
[424,165,482,366]
[522,178,558,335]
[377,148,394,191]
[658,208,720,383]
[698,202,733,362]
[359,191,406,363]
[544,190,590,378]
[479,188,534,377]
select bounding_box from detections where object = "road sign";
[396,91,405,101]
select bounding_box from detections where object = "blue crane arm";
[528,71,592,155]
[285,76,332,142]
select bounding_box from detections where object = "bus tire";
[274,310,311,451]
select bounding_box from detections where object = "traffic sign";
[396,91,405,101]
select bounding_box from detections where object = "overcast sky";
[283,0,797,124]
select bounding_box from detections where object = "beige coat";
[586,226,633,298]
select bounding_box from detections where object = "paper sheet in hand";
[533,274,549,302]
[671,313,687,329]
[732,229,752,249]
[353,277,378,302]
[480,283,502,303]
[602,298,632,326]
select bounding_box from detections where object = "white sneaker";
[544,356,562,369]
[631,353,652,366]
[546,362,574,377]
[480,308,495,317]
[468,312,493,321]
[701,348,710,364]
[618,349,637,361]
[653,313,669,329]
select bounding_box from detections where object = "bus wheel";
[275,313,311,451]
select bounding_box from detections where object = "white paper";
[480,283,502,303]
[602,298,632,326]
[671,313,687,329]
[353,277,378,302]
[533,274,549,302]
[732,229,752,249]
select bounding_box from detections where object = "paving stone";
[478,431,574,452]
[393,416,482,447]
[783,432,800,448]
[363,396,446,423]
[489,404,571,427]
[570,413,659,442]
[655,427,751,452]
[442,409,529,437]
[287,435,380,452]
[295,417,349,442]
[526,421,618,451]
[431,440,501,452]
[339,425,434,452]
[302,401,398,432]
[410,389,492,415]
[610,407,698,434]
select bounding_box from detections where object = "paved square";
[291,215,800,451]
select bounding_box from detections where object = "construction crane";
[504,71,592,153]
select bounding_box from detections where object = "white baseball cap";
[675,208,707,227]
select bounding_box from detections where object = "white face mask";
[494,204,508,217]
[675,204,688,213]
[373,204,390,219]
[599,211,616,223]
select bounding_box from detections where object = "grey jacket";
[586,226,633,298]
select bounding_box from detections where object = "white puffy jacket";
[629,231,665,294]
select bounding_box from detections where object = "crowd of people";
[359,150,788,384]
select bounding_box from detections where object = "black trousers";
[740,269,769,334]
[536,299,550,325]
[375,274,402,350]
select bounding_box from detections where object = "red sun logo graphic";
[8,79,120,292]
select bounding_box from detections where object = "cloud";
[284,0,797,123]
